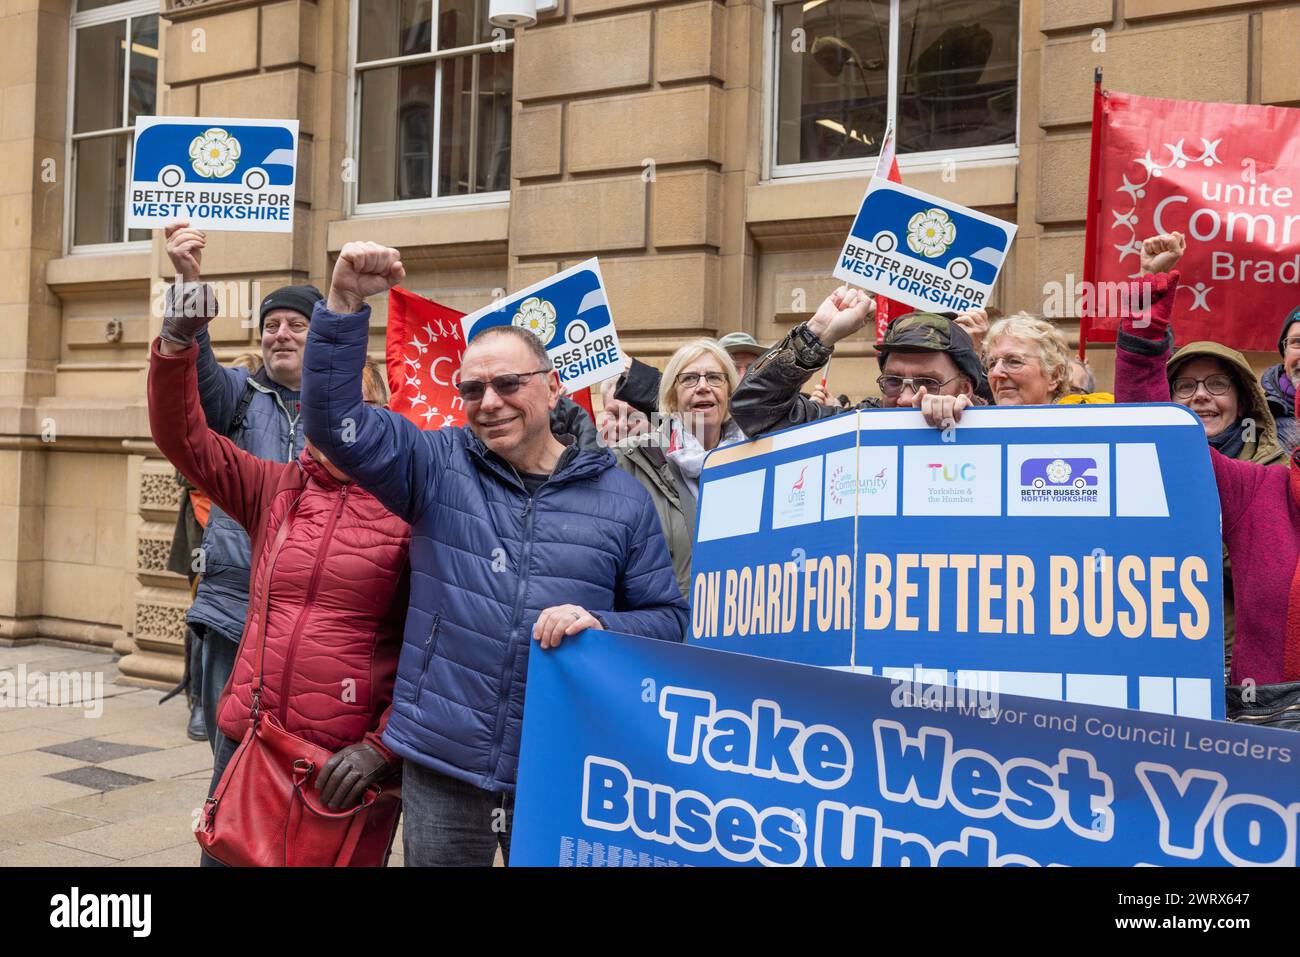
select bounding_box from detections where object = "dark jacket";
[613,440,696,601]
[614,357,665,417]
[1260,363,1300,454]
[187,328,304,643]
[730,328,884,438]
[301,301,689,792]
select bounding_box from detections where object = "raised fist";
[807,285,877,346]
[164,221,205,284]
[1139,231,1186,276]
[328,241,406,314]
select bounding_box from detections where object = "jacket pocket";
[412,613,442,703]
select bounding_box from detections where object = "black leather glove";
[316,742,390,810]
[159,282,219,348]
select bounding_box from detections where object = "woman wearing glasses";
[612,339,745,599]
[1112,232,1287,681]
[981,313,1074,406]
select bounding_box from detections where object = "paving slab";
[99,742,213,781]
[49,767,153,792]
[39,738,160,764]
[50,808,197,861]
[0,840,119,867]
[0,806,109,843]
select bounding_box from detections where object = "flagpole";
[1079,66,1105,361]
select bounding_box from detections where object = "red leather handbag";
[196,495,402,867]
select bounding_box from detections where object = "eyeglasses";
[456,369,551,402]
[876,374,961,397]
[676,372,728,389]
[986,354,1031,374]
[1283,337,1300,352]
[1171,374,1234,399]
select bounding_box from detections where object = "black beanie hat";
[1278,304,1300,356]
[259,284,323,332]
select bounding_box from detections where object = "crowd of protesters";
[151,220,1300,867]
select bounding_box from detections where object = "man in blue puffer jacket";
[302,242,688,866]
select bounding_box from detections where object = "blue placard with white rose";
[128,116,299,232]
[834,176,1017,314]
[460,258,623,393]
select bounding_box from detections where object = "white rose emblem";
[906,208,957,259]
[1045,459,1072,485]
[188,128,242,180]
[511,297,557,344]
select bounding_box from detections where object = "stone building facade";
[0,0,1296,684]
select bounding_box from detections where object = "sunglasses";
[455,369,551,402]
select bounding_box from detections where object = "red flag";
[569,385,595,421]
[385,286,467,430]
[1082,89,1300,353]
[872,131,908,344]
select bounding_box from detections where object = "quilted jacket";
[301,301,688,792]
[148,338,410,761]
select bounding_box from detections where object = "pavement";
[0,643,409,867]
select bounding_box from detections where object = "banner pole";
[1079,67,1105,361]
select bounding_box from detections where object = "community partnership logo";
[50,888,150,937]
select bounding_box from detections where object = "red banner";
[384,286,594,430]
[385,286,468,430]
[1083,89,1300,352]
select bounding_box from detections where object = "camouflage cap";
[876,310,992,401]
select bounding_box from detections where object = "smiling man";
[302,241,688,867]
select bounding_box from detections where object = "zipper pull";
[523,497,534,518]
[336,485,348,517]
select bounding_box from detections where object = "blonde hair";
[983,312,1071,402]
[657,338,740,414]
[362,358,389,405]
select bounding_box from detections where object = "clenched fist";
[807,286,877,346]
[327,241,406,314]
[164,221,205,284]
[1139,231,1185,276]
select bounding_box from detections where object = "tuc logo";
[926,462,976,483]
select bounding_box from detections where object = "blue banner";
[691,405,1226,720]
[511,630,1299,867]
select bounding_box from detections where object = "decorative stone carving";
[139,470,183,511]
[136,535,175,575]
[133,601,188,643]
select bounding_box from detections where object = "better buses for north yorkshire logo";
[188,127,241,179]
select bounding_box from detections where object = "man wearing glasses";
[731,285,990,438]
[301,242,688,867]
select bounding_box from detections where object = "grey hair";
[465,324,553,370]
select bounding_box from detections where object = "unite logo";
[926,462,976,483]
[788,465,809,505]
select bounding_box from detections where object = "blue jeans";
[199,733,241,868]
[401,761,514,867]
[197,628,239,753]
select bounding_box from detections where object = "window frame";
[345,0,514,219]
[63,0,159,255]
[763,0,1022,182]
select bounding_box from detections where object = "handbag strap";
[285,762,378,867]
[251,490,306,722]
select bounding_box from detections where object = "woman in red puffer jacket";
[148,336,410,866]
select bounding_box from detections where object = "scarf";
[1207,417,1247,461]
[665,417,746,500]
